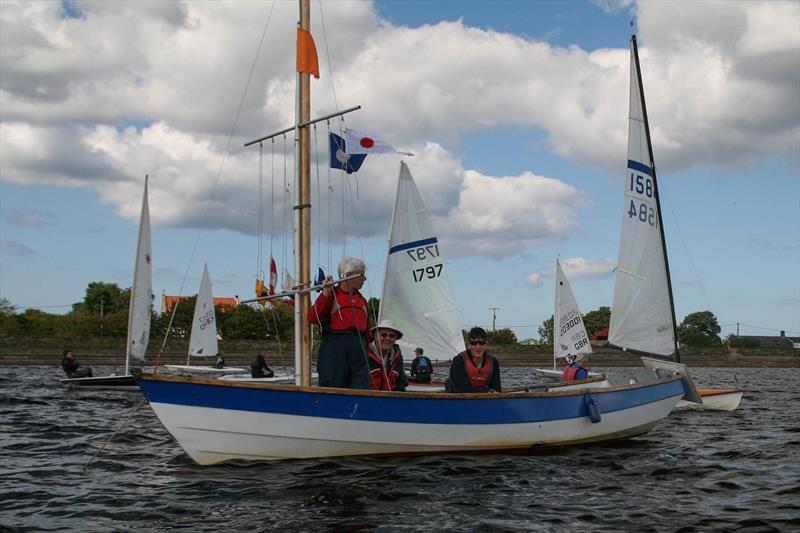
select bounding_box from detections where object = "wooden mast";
[294,0,312,385]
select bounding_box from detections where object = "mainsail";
[188,263,219,357]
[126,176,152,368]
[608,36,678,359]
[379,162,465,361]
[554,259,592,362]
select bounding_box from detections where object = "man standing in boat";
[308,256,370,389]
[366,320,408,391]
[446,327,501,393]
[563,353,591,381]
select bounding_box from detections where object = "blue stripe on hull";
[138,379,685,425]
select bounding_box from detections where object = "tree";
[678,310,722,347]
[73,282,129,316]
[367,297,380,323]
[0,298,16,315]
[538,315,554,345]
[488,328,518,345]
[583,306,611,337]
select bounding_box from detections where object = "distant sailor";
[308,256,370,389]
[250,351,274,378]
[214,353,225,369]
[366,320,408,391]
[410,347,433,383]
[61,349,93,378]
[563,352,591,381]
[446,327,501,393]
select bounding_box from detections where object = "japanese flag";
[344,129,413,156]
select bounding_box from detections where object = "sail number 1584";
[628,173,657,227]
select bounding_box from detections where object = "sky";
[1,0,798,343]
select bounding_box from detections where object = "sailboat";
[378,162,465,362]
[132,3,693,465]
[164,264,245,376]
[60,177,152,391]
[608,35,742,411]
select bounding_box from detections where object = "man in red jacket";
[308,256,370,389]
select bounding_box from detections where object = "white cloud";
[525,256,615,288]
[1,239,37,259]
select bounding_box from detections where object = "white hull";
[164,365,246,374]
[675,389,743,411]
[60,374,139,391]
[217,372,305,383]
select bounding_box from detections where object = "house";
[590,328,609,341]
[160,291,239,314]
[734,331,799,349]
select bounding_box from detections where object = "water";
[2,365,799,532]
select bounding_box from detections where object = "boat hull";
[136,374,686,465]
[60,374,139,391]
[675,388,743,411]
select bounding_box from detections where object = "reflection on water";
[1,365,798,531]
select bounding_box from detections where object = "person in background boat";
[410,347,433,383]
[446,327,501,393]
[61,349,92,378]
[214,353,225,369]
[308,256,370,389]
[563,353,591,382]
[366,320,408,391]
[251,351,274,378]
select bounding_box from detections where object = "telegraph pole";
[489,307,499,332]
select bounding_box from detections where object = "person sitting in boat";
[409,347,433,383]
[308,256,370,389]
[214,353,225,369]
[563,353,591,382]
[61,349,93,378]
[446,327,501,393]
[366,320,408,392]
[250,351,274,378]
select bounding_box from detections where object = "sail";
[379,162,465,361]
[554,259,592,361]
[608,38,676,357]
[127,177,152,362]
[189,263,219,357]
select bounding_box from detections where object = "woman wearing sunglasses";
[446,327,502,393]
[365,319,408,392]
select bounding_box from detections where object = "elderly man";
[562,352,591,381]
[308,256,370,389]
[365,319,408,391]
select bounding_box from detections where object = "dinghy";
[134,5,694,464]
[608,36,742,411]
[61,177,152,391]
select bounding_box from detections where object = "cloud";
[4,208,60,227]
[1,0,797,257]
[0,239,38,259]
[525,256,615,287]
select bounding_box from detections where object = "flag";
[269,257,278,296]
[329,132,366,174]
[314,266,326,292]
[296,28,320,78]
[283,268,296,301]
[344,128,414,156]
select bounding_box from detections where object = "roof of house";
[737,335,799,348]
[160,294,239,314]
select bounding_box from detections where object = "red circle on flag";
[360,137,374,149]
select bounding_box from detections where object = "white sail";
[127,177,152,364]
[554,259,592,362]
[608,39,675,357]
[188,263,219,357]
[379,162,465,361]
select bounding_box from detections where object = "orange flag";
[296,28,320,79]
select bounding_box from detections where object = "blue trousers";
[317,332,369,389]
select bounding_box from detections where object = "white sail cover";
[127,178,152,362]
[189,263,219,357]
[608,40,675,357]
[379,162,465,361]
[554,259,592,361]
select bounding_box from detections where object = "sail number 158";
[628,173,657,227]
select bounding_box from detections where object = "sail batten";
[379,162,465,361]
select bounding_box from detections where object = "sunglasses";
[469,339,486,346]
[380,332,397,339]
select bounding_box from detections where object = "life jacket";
[460,350,493,390]
[310,286,368,335]
[563,362,586,382]
[414,356,432,375]
[367,343,402,391]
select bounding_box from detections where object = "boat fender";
[586,395,601,423]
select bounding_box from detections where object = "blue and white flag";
[314,266,326,292]
[329,132,366,174]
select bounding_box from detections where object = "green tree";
[678,310,722,347]
[73,282,130,316]
[488,327,518,345]
[0,298,16,315]
[538,315,554,345]
[367,297,380,324]
[583,306,611,337]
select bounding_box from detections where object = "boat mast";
[631,35,681,363]
[295,0,312,385]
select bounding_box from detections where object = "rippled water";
[2,365,799,532]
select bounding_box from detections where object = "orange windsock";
[296,28,320,79]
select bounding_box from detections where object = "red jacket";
[563,363,588,382]
[463,351,493,389]
[366,343,407,391]
[308,286,369,335]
